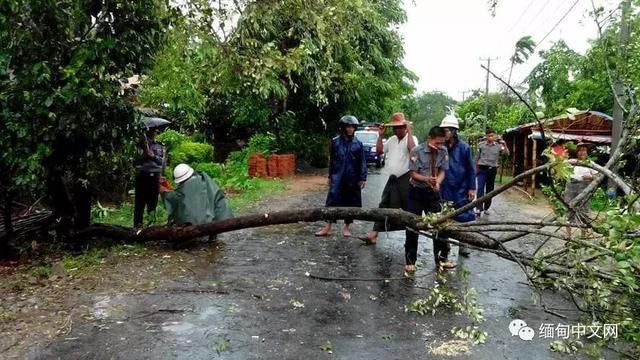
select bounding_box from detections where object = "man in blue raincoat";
[315,115,367,237]
[439,112,476,257]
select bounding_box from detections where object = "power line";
[520,0,553,36]
[507,0,537,33]
[533,0,581,50]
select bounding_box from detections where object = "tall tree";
[507,35,535,85]
[0,0,169,245]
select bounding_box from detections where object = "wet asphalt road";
[31,170,608,359]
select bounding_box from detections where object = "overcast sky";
[399,0,618,100]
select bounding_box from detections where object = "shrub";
[247,132,278,155]
[157,129,187,151]
[171,141,214,165]
[194,162,223,179]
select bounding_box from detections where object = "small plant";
[30,265,52,279]
[63,248,109,270]
[319,341,333,352]
[549,339,583,354]
[92,201,113,219]
[382,334,394,340]
[451,326,488,344]
[213,339,231,354]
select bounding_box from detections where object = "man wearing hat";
[363,112,417,244]
[160,163,233,226]
[439,112,477,257]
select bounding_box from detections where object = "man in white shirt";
[363,112,418,244]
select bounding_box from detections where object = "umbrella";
[142,116,171,129]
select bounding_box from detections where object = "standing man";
[316,115,367,237]
[439,113,476,256]
[475,128,509,216]
[405,126,454,273]
[364,112,417,244]
[133,128,165,228]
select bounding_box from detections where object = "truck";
[355,123,385,168]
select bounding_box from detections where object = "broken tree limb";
[432,163,553,226]
[73,207,500,249]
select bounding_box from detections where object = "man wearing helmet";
[363,112,417,244]
[159,163,233,226]
[315,115,367,237]
[439,111,477,257]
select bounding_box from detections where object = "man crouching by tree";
[405,126,454,274]
[159,164,233,231]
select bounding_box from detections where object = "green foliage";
[246,133,278,155]
[0,0,170,231]
[63,248,109,270]
[30,265,52,279]
[171,142,214,165]
[92,202,168,227]
[142,0,414,163]
[194,162,223,180]
[403,91,457,139]
[157,129,188,152]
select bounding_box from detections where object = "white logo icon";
[518,326,535,341]
[509,319,527,336]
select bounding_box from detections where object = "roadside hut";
[503,111,613,195]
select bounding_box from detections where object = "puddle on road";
[161,321,196,334]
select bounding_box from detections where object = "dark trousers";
[134,172,160,227]
[326,182,362,225]
[405,186,449,265]
[373,173,411,232]
[476,165,497,211]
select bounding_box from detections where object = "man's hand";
[426,176,437,187]
[146,148,155,158]
[404,120,412,131]
[434,182,440,192]
[468,189,476,200]
[359,181,366,189]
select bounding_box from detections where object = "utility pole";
[609,0,630,193]
[459,90,470,102]
[480,57,498,133]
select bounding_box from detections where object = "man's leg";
[371,176,393,234]
[133,173,146,228]
[146,173,160,224]
[475,168,487,213]
[484,167,498,212]
[404,187,424,271]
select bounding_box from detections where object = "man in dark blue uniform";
[316,115,367,237]
[439,113,476,257]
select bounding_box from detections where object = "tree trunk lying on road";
[73,207,500,249]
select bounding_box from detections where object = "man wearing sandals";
[405,126,455,273]
[364,112,417,245]
[315,115,367,237]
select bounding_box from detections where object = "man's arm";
[500,139,510,156]
[376,127,385,155]
[435,168,446,192]
[406,122,416,152]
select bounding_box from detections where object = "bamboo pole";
[523,136,528,189]
[531,139,537,196]
[511,138,516,177]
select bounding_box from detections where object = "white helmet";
[440,107,459,129]
[440,114,459,129]
[173,163,194,183]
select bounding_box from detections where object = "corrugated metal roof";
[529,130,611,144]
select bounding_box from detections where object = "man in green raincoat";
[160,163,233,225]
